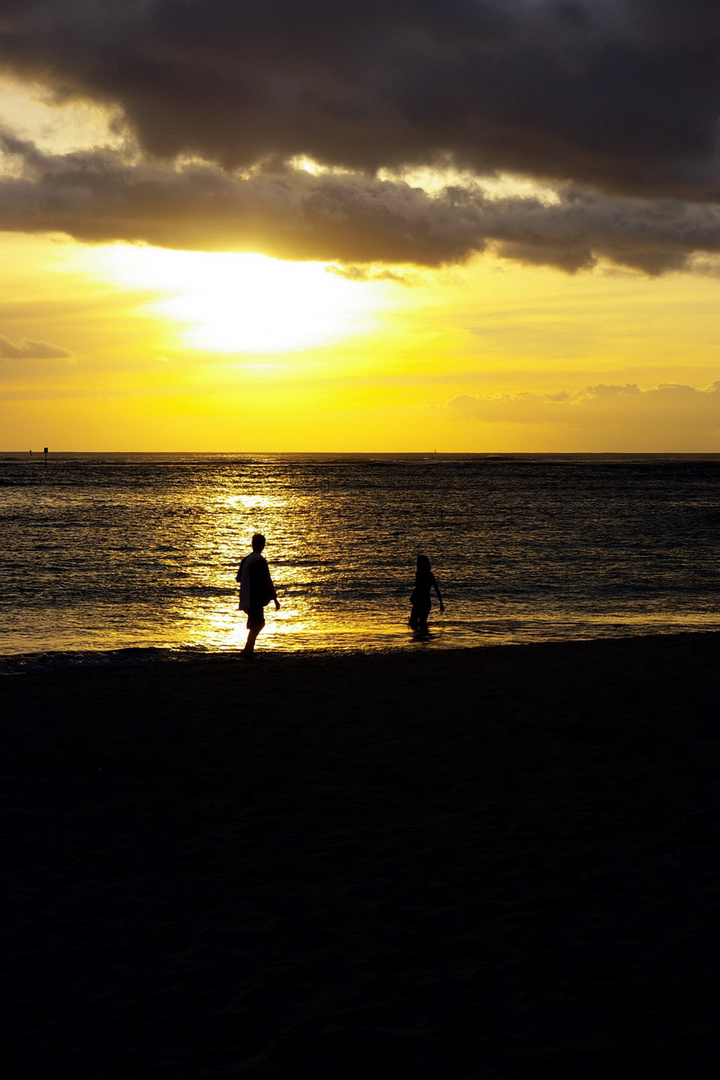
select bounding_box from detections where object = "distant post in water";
[44,447,48,467]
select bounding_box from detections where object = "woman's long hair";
[414,554,433,587]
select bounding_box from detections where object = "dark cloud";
[0,133,491,263]
[1,1,720,199]
[1,2,720,268]
[0,333,70,358]
[2,132,720,271]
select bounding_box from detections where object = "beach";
[4,634,720,1078]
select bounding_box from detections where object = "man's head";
[251,533,266,552]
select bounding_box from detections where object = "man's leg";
[242,610,265,656]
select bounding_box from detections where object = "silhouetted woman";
[409,554,444,635]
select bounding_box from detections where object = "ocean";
[2,452,720,669]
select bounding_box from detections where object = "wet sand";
[3,634,720,1078]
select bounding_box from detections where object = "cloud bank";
[3,133,720,273]
[1,1,720,268]
[445,382,720,445]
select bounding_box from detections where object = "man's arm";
[263,560,280,609]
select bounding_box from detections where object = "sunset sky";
[2,0,720,452]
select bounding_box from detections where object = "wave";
[0,644,240,675]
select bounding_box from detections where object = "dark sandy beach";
[3,634,720,1078]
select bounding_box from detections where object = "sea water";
[2,452,720,668]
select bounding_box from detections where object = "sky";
[1,0,720,452]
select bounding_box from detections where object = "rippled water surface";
[2,452,720,665]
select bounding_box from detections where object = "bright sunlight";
[90,247,391,353]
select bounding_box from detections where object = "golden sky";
[2,4,720,452]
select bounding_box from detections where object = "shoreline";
[5,631,720,1077]
[3,624,720,670]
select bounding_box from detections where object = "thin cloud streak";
[0,332,70,359]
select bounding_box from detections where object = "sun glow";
[89,247,391,353]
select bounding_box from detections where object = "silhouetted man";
[236,533,280,657]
